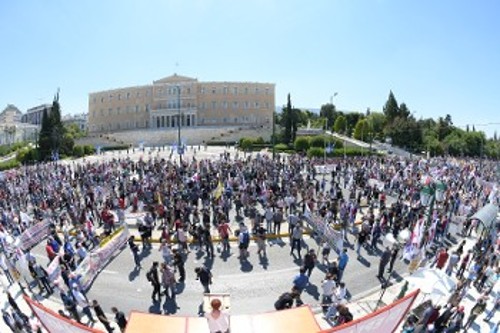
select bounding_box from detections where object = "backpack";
[146,269,153,282]
[242,231,250,246]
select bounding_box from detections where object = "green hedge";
[274,143,290,151]
[101,145,130,152]
[0,159,21,171]
[306,146,379,158]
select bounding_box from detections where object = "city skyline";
[1,0,499,137]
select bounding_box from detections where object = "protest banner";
[74,226,129,291]
[46,256,61,282]
[20,219,51,251]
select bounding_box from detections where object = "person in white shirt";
[321,273,337,313]
[205,298,230,333]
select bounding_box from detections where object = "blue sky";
[1,0,499,136]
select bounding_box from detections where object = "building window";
[212,87,216,94]
[126,106,130,113]
[146,90,150,97]
[127,92,130,99]
[108,108,112,115]
[135,105,139,113]
[232,101,238,110]
[244,87,248,95]
[233,87,238,95]
[117,107,121,114]
[255,102,259,109]
[265,102,269,109]
[118,94,121,100]
[146,104,150,111]
[265,87,269,95]
[109,94,113,101]
[101,97,104,103]
[136,91,141,98]
[212,101,217,109]
[255,88,259,95]
[223,87,228,95]
[223,101,228,109]
[200,87,205,94]
[201,102,206,109]
[187,87,191,94]
[100,109,104,116]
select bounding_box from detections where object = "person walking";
[290,224,303,259]
[72,284,95,324]
[356,228,368,258]
[445,251,460,276]
[238,224,250,259]
[255,223,267,256]
[304,249,317,277]
[273,208,284,235]
[60,290,81,323]
[377,247,391,279]
[147,262,162,303]
[172,249,186,282]
[321,273,336,313]
[195,266,213,294]
[292,267,309,295]
[92,300,114,332]
[205,298,230,333]
[463,299,487,331]
[127,236,141,268]
[217,220,231,253]
[434,247,449,270]
[111,307,127,333]
[483,293,500,322]
[337,249,349,282]
[387,244,399,274]
[160,263,176,299]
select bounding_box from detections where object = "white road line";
[101,269,119,275]
[217,266,298,279]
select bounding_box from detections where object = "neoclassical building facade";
[88,74,275,133]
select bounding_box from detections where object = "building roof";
[153,73,197,84]
[1,104,22,116]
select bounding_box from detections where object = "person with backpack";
[238,223,250,259]
[111,307,127,332]
[147,262,162,302]
[304,249,317,277]
[195,266,213,294]
[274,287,301,310]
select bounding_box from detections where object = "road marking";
[217,266,298,279]
[101,269,119,275]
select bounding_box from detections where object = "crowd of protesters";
[0,147,499,332]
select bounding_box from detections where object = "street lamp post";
[177,85,182,165]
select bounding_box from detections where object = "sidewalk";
[312,234,498,332]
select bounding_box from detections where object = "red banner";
[24,295,103,333]
[319,289,420,333]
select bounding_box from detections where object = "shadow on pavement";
[128,266,140,281]
[162,297,180,314]
[148,302,162,314]
[357,256,371,267]
[240,260,254,272]
[304,283,320,300]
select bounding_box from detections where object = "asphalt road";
[32,228,407,317]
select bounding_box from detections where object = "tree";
[281,94,293,144]
[366,112,386,139]
[399,103,410,119]
[344,112,364,137]
[319,103,336,127]
[334,115,347,134]
[38,107,52,160]
[353,119,369,141]
[294,136,310,152]
[49,91,65,158]
[383,91,399,123]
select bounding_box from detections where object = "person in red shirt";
[217,220,232,252]
[435,248,449,269]
[45,240,57,261]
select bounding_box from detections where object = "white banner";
[320,290,420,333]
[20,219,51,251]
[24,295,103,333]
[74,226,129,291]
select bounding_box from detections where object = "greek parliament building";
[88,74,275,133]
